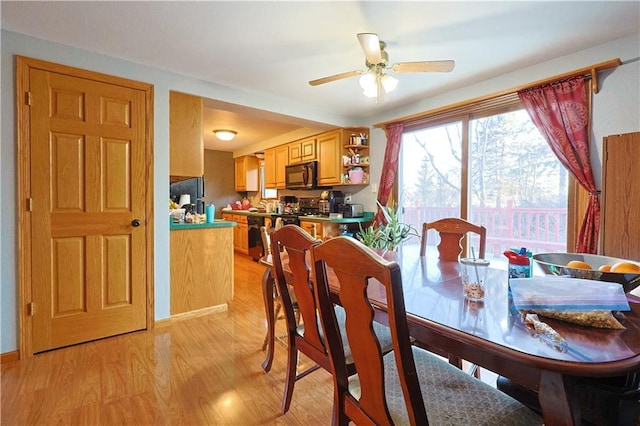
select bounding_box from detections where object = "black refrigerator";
[170,177,205,214]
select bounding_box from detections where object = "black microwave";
[285,161,318,190]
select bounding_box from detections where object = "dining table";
[259,243,640,426]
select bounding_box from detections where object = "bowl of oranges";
[532,253,640,293]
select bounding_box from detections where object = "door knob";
[131,219,141,227]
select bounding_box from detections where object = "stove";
[297,196,321,217]
[271,213,299,226]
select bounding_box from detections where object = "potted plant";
[357,201,420,251]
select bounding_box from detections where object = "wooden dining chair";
[420,217,486,260]
[269,225,393,414]
[313,236,541,426]
[419,217,486,377]
[260,225,300,351]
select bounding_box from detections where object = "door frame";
[16,55,155,358]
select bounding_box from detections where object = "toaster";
[341,203,364,218]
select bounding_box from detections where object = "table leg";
[261,266,276,373]
[539,371,581,426]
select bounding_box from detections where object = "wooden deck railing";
[403,201,567,256]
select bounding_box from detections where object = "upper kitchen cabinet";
[317,130,342,186]
[170,91,204,178]
[235,155,259,192]
[288,136,316,164]
[264,144,289,189]
[317,128,369,186]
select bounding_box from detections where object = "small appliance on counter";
[297,196,320,216]
[341,203,364,218]
[319,190,344,216]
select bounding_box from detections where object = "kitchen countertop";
[221,209,374,224]
[297,212,374,223]
[221,210,273,218]
[170,218,237,230]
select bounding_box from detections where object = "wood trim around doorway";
[15,55,155,358]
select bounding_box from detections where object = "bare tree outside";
[401,109,568,259]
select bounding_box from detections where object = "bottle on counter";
[205,203,215,223]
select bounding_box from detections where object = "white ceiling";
[3,1,639,152]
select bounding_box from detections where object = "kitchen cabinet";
[317,130,343,186]
[232,214,249,254]
[289,136,316,164]
[170,91,203,178]
[601,131,640,260]
[275,145,289,188]
[317,127,369,187]
[264,148,277,188]
[235,155,259,192]
[300,220,323,240]
[264,145,289,189]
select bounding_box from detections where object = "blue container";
[205,204,215,223]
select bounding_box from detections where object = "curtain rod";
[374,58,621,129]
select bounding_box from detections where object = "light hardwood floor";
[1,254,334,425]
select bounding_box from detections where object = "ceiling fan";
[309,33,455,101]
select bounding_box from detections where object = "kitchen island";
[170,219,236,315]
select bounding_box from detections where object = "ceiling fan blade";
[308,70,363,86]
[391,60,455,73]
[357,33,383,64]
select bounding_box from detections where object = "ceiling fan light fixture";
[381,74,398,93]
[358,71,376,90]
[214,129,237,141]
[362,85,379,98]
[360,72,398,98]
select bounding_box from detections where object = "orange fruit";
[610,261,640,273]
[598,264,612,272]
[566,260,593,270]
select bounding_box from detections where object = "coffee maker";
[319,190,344,215]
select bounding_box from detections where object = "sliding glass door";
[400,107,568,260]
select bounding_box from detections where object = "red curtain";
[518,77,599,253]
[374,122,404,225]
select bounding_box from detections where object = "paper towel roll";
[178,194,191,207]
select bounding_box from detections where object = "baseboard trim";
[156,304,228,328]
[1,350,20,363]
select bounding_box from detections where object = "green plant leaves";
[356,201,420,250]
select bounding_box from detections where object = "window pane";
[469,110,568,261]
[401,122,462,250]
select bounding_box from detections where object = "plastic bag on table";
[510,277,630,311]
[511,276,629,329]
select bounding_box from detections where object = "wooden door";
[601,132,640,261]
[25,63,150,353]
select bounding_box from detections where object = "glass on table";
[460,258,490,301]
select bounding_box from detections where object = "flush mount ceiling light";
[213,129,237,141]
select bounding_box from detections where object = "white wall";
[1,30,638,353]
